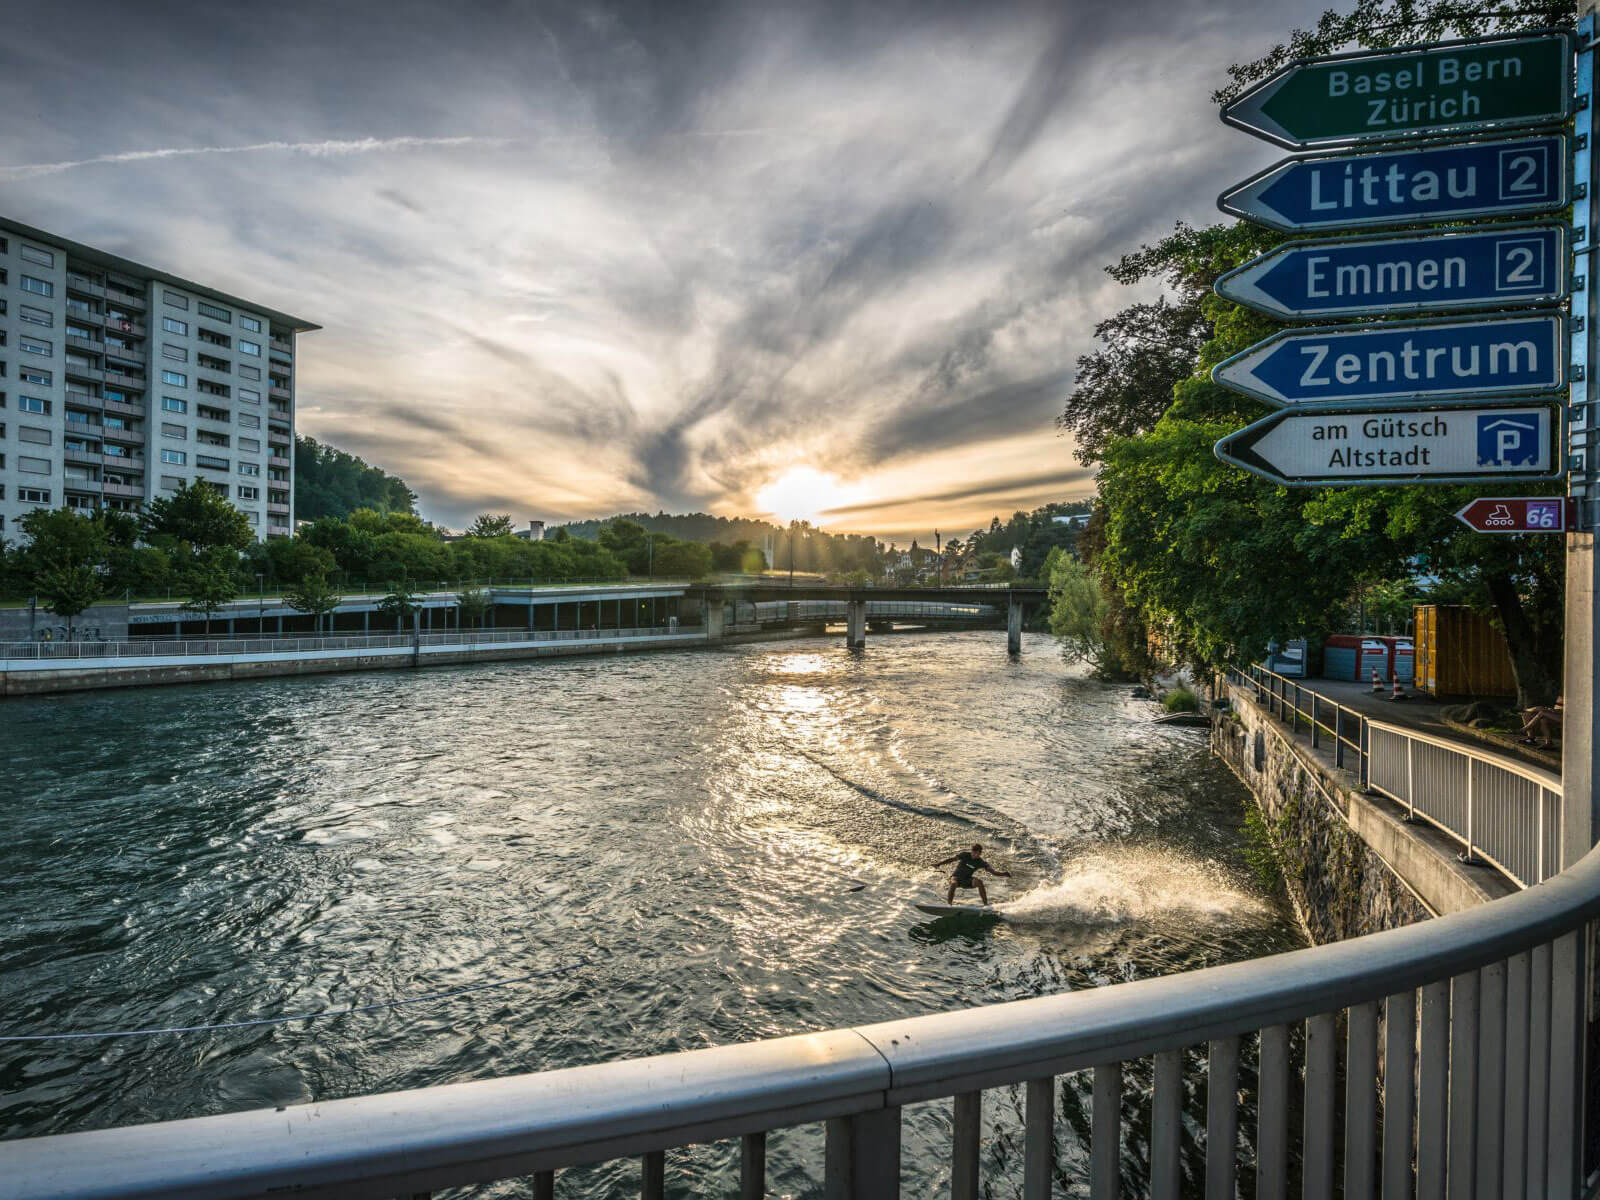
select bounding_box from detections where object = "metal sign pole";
[1564,9,1600,867]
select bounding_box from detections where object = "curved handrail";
[1368,716,1561,791]
[10,838,1600,1199]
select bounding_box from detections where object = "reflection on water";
[0,631,1302,1195]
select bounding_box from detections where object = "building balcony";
[268,455,291,469]
[268,502,291,516]
[66,364,106,383]
[65,390,102,407]
[103,397,144,419]
[66,276,105,298]
[104,427,146,445]
[105,345,144,369]
[269,385,292,400]
[104,315,146,337]
[105,289,147,311]
[65,333,103,354]
[64,447,101,466]
[102,481,145,499]
[64,478,103,494]
[103,371,145,390]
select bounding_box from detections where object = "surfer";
[934,843,1010,906]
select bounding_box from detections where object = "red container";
[1375,636,1415,685]
[1322,634,1392,682]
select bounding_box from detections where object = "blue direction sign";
[1212,313,1565,408]
[1219,134,1567,233]
[1215,224,1568,319]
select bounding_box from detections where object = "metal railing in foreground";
[1226,665,1563,889]
[11,845,1600,1199]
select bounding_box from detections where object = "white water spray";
[998,846,1270,927]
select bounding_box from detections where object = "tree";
[19,509,108,640]
[466,513,515,538]
[180,549,241,635]
[456,586,492,630]
[284,572,342,635]
[140,480,252,553]
[378,580,420,632]
[295,436,417,520]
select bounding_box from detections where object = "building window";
[161,370,187,387]
[18,396,50,415]
[240,316,261,333]
[238,388,260,404]
[18,457,50,476]
[239,340,261,357]
[160,475,183,490]
[198,301,231,322]
[19,336,52,357]
[164,291,189,310]
[19,368,50,387]
[237,486,259,501]
[161,449,186,465]
[238,364,261,380]
[196,454,228,470]
[20,275,53,297]
[18,426,50,445]
[19,487,50,503]
[162,396,188,413]
[161,423,187,440]
[238,461,260,476]
[162,317,188,335]
[19,305,52,327]
[239,436,260,451]
[239,414,260,429]
[19,245,54,267]
[196,354,229,373]
[162,344,188,362]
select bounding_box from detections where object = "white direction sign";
[1215,401,1559,486]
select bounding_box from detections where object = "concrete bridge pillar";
[1007,598,1023,655]
[706,599,726,640]
[847,599,867,650]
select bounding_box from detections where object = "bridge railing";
[1225,666,1563,888]
[11,843,1599,1197]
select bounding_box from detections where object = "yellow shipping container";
[1412,604,1519,699]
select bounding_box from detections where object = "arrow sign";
[1455,495,1569,532]
[1216,225,1568,320]
[1222,32,1571,149]
[1219,134,1568,233]
[1212,313,1564,408]
[1215,401,1560,487]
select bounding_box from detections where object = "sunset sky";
[4,0,1324,543]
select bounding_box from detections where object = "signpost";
[1214,401,1560,487]
[1218,134,1568,233]
[1221,32,1571,148]
[1454,496,1569,532]
[1215,225,1568,319]
[1211,312,1565,408]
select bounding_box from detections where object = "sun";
[755,467,854,525]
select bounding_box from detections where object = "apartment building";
[0,218,318,540]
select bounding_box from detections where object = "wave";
[998,846,1270,927]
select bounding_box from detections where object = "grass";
[1161,687,1201,713]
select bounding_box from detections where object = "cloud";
[0,136,508,181]
[0,0,1329,536]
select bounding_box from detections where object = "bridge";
[691,583,1047,652]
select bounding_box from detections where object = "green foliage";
[294,436,417,520]
[1046,550,1115,677]
[17,509,109,630]
[141,481,253,555]
[378,581,420,630]
[1161,687,1200,714]
[179,548,241,630]
[284,572,342,632]
[456,587,492,628]
[466,513,515,538]
[1239,801,1284,894]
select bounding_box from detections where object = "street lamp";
[256,572,265,636]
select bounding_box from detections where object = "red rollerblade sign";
[1453,496,1569,533]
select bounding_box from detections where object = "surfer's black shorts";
[952,873,976,887]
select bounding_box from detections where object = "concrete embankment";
[1213,684,1512,945]
[0,628,830,698]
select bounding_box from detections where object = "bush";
[1161,687,1200,713]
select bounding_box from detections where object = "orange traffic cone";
[1390,677,1406,702]
[1371,669,1383,693]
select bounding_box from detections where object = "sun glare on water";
[755,467,858,525]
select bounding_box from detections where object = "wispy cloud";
[0,136,509,181]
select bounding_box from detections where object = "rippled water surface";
[0,632,1303,1195]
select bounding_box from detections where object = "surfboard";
[913,902,1002,919]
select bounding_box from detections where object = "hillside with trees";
[295,437,418,520]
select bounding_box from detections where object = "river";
[0,631,1304,1196]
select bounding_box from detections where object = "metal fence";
[10,844,1598,1198]
[1226,665,1564,889]
[0,626,691,663]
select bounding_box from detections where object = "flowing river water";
[0,631,1304,1196]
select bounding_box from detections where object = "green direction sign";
[1223,32,1571,149]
